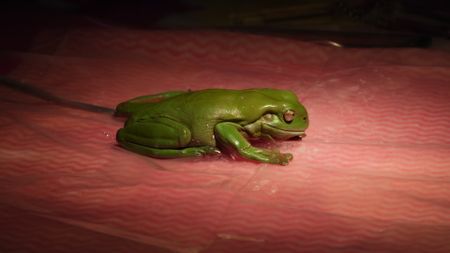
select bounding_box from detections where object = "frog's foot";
[241,147,293,165]
[118,140,220,159]
[181,146,221,157]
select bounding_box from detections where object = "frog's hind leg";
[116,118,219,158]
[116,136,219,158]
[115,91,187,116]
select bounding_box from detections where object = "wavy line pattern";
[1,24,450,253]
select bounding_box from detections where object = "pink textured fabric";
[1,27,450,253]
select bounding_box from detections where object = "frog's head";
[260,103,309,140]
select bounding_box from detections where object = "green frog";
[115,88,308,165]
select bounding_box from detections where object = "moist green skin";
[116,88,309,165]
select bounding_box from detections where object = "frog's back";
[129,88,299,123]
[142,89,248,122]
[153,88,288,120]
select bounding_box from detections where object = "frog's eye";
[283,110,295,123]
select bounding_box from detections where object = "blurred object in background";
[0,0,448,49]
[157,0,449,48]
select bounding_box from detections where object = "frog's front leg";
[215,122,293,165]
[117,117,219,158]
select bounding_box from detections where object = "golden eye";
[283,110,295,123]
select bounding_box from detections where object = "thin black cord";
[0,76,115,115]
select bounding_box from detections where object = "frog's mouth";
[262,124,306,140]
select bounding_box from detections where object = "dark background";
[1,0,449,50]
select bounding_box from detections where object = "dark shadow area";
[0,0,449,50]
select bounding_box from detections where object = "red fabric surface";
[1,26,450,253]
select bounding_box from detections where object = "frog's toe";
[181,148,203,157]
[271,152,293,165]
[202,146,221,155]
[284,153,293,161]
[281,153,293,165]
[181,146,220,157]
